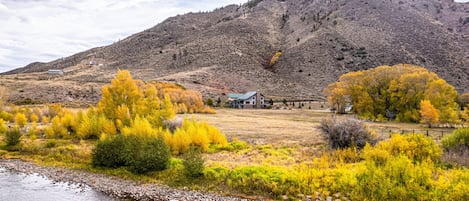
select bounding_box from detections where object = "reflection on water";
[0,167,116,201]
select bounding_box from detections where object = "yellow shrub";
[0,111,13,122]
[47,103,64,118]
[202,121,228,146]
[60,112,77,135]
[44,127,55,139]
[171,128,191,154]
[15,112,27,127]
[41,116,50,124]
[0,118,6,134]
[30,113,39,122]
[362,143,390,166]
[374,134,441,162]
[50,116,67,138]
[28,122,37,140]
[121,116,157,137]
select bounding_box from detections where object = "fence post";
[426,130,429,137]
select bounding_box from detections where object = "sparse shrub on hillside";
[246,0,263,8]
[206,98,213,106]
[320,117,375,149]
[269,50,282,67]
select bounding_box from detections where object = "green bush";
[320,117,376,149]
[92,134,170,174]
[442,128,469,151]
[45,140,57,148]
[92,135,127,168]
[124,135,170,174]
[227,166,300,198]
[5,127,21,147]
[182,147,205,178]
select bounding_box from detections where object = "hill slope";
[2,0,469,104]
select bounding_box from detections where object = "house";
[228,91,268,109]
[47,69,64,75]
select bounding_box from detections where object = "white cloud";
[0,0,246,72]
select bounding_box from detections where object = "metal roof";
[238,91,257,100]
[228,93,244,99]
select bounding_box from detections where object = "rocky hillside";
[3,0,469,103]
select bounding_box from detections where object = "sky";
[0,0,246,73]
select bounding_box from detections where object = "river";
[0,167,117,201]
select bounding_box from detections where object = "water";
[0,167,117,201]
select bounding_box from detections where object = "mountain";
[2,0,469,104]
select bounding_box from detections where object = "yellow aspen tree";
[419,100,439,128]
[160,95,175,122]
[323,82,347,113]
[98,69,143,120]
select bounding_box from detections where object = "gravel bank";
[0,159,250,201]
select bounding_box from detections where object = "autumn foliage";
[324,64,460,123]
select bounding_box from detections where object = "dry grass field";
[184,108,457,146]
[183,108,329,146]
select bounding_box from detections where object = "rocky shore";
[0,159,250,201]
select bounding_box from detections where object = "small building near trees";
[228,91,269,109]
[47,69,64,75]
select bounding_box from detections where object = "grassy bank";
[1,109,469,200]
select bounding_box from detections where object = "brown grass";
[184,108,456,146]
[182,108,328,146]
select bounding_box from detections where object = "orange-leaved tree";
[419,100,439,128]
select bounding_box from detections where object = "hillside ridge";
[2,0,468,104]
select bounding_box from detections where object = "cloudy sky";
[0,0,246,73]
[0,0,468,73]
